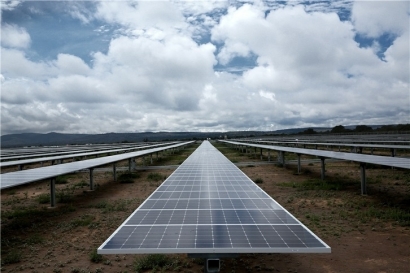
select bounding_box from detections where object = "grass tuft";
[1,250,21,265]
[89,249,103,263]
[134,254,172,272]
[254,178,264,184]
[147,172,166,182]
[118,172,140,183]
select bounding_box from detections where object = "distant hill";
[1,124,407,148]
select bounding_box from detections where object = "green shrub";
[56,175,69,184]
[254,178,264,184]
[134,254,171,272]
[147,172,165,182]
[89,249,103,263]
[1,250,21,264]
[118,172,140,183]
[37,193,50,204]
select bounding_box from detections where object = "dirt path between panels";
[1,142,409,273]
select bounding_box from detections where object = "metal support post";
[268,151,271,162]
[260,149,263,160]
[360,163,367,195]
[90,168,94,190]
[150,154,153,164]
[18,164,24,171]
[50,178,56,207]
[391,148,396,157]
[128,158,132,172]
[282,151,285,167]
[297,154,301,174]
[113,163,117,181]
[320,157,325,180]
[132,158,136,170]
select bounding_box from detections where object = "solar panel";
[0,142,178,168]
[222,140,410,169]
[98,141,330,254]
[0,142,192,190]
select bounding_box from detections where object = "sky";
[1,0,409,135]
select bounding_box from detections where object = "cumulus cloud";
[1,23,31,49]
[352,1,410,37]
[0,1,408,135]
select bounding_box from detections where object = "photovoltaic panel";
[98,141,330,254]
[222,140,410,169]
[0,142,192,190]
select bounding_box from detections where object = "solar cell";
[98,141,330,254]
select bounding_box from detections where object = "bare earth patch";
[1,143,409,273]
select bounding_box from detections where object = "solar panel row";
[98,141,330,255]
[220,140,410,195]
[0,141,193,190]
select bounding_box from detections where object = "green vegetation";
[70,214,95,228]
[93,199,134,213]
[55,175,69,184]
[254,178,264,184]
[118,171,140,183]
[1,250,21,265]
[89,249,103,263]
[147,172,166,181]
[134,254,191,272]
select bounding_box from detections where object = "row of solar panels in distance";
[102,224,324,249]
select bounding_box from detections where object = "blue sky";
[1,0,409,135]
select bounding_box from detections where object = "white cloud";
[352,0,410,37]
[1,23,31,49]
[54,54,91,76]
[1,48,51,78]
[1,1,408,135]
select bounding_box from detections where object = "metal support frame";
[268,151,271,162]
[320,157,325,180]
[282,151,285,166]
[150,154,153,164]
[260,149,263,160]
[297,154,301,174]
[128,158,132,172]
[89,168,94,190]
[50,178,56,207]
[360,163,367,195]
[113,163,117,181]
[188,253,238,273]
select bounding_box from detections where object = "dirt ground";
[1,142,409,273]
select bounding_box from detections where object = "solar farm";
[1,137,410,272]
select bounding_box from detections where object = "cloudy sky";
[1,0,409,135]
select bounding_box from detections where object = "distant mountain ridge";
[1,129,326,148]
[0,124,402,148]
